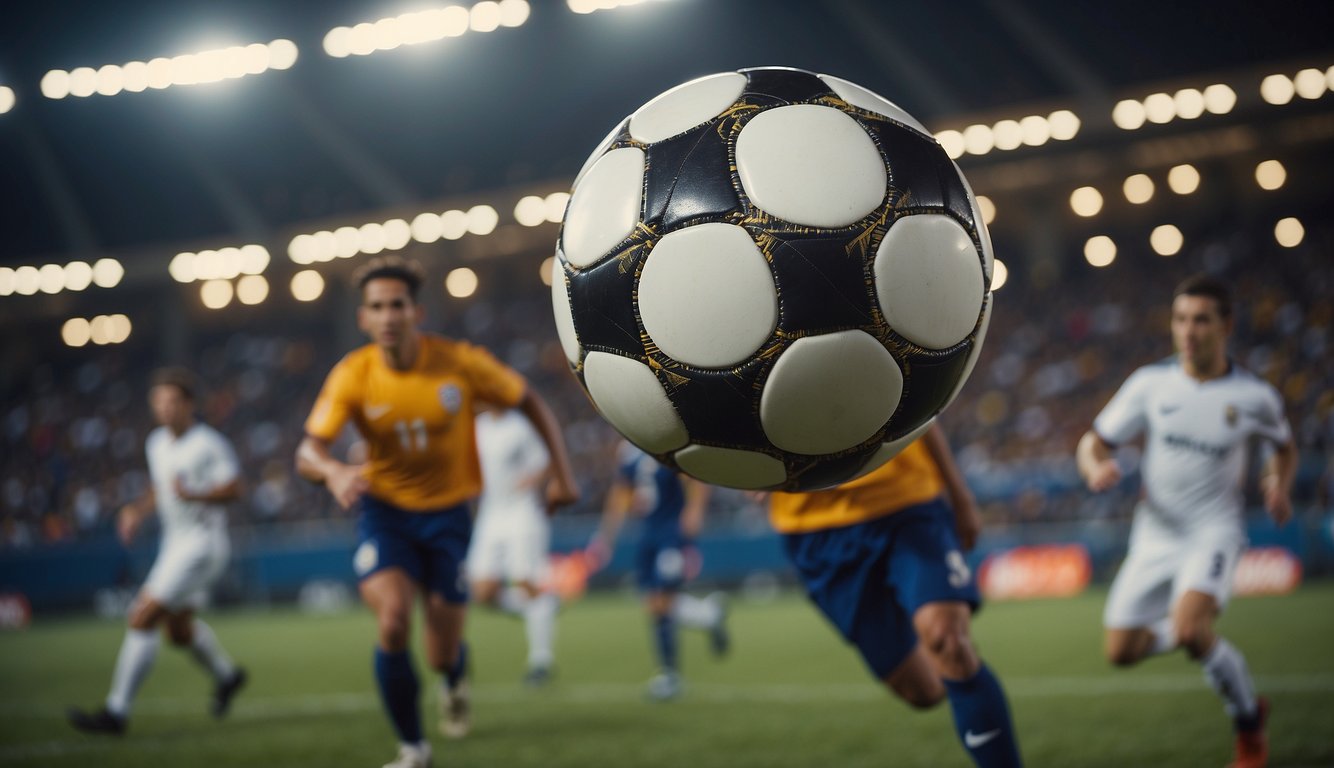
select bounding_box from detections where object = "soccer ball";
[551,67,993,491]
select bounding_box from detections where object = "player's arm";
[173,476,242,503]
[922,423,981,551]
[679,477,712,540]
[515,388,580,513]
[296,434,368,510]
[117,487,156,545]
[1076,430,1122,493]
[588,475,633,568]
[1260,439,1298,526]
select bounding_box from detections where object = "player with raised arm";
[68,368,247,735]
[296,256,579,768]
[466,404,561,687]
[589,442,730,701]
[1076,274,1296,768]
[768,424,1022,768]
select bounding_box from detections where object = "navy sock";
[943,663,1022,768]
[373,648,421,744]
[445,641,468,690]
[653,615,677,672]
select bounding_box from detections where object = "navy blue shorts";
[783,498,979,679]
[354,495,472,603]
[635,527,689,593]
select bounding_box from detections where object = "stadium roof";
[0,0,1330,267]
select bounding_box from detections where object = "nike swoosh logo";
[364,404,391,420]
[964,729,1002,748]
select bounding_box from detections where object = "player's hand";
[116,505,143,545]
[1084,459,1122,493]
[584,535,611,572]
[952,493,982,551]
[173,476,196,502]
[1261,475,1292,527]
[326,463,370,510]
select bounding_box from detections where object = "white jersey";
[475,409,549,527]
[145,423,240,537]
[1094,358,1291,529]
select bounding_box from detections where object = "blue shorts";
[783,498,979,679]
[354,495,472,603]
[635,527,689,593]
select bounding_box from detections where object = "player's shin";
[106,628,160,717]
[189,618,237,681]
[1202,637,1260,724]
[943,663,1022,768]
[374,647,423,745]
[525,593,558,670]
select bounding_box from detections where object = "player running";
[466,405,561,687]
[589,442,730,701]
[296,256,578,768]
[768,424,1022,767]
[68,367,247,735]
[1076,274,1296,768]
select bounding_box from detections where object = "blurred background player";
[296,256,579,768]
[767,424,1022,768]
[589,441,729,701]
[68,367,247,735]
[466,403,561,687]
[1076,274,1296,768]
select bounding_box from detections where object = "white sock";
[190,618,237,681]
[1201,637,1258,719]
[524,593,558,669]
[105,628,160,716]
[673,594,721,630]
[1149,618,1177,655]
[498,586,529,616]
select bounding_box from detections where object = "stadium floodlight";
[514,196,548,227]
[1260,74,1295,105]
[1143,92,1175,124]
[1069,186,1103,217]
[1111,99,1146,130]
[1293,68,1326,99]
[40,40,297,100]
[169,252,197,282]
[1172,88,1205,120]
[324,1,529,58]
[108,314,132,344]
[544,192,570,223]
[540,256,555,286]
[1255,160,1286,190]
[990,258,1009,291]
[1047,110,1080,140]
[465,205,499,236]
[14,265,40,295]
[333,226,361,259]
[63,261,92,291]
[1274,217,1304,248]
[200,279,234,309]
[1084,235,1116,267]
[445,267,479,298]
[291,270,325,301]
[91,258,124,288]
[359,222,387,254]
[383,219,412,250]
[1018,114,1050,146]
[0,86,14,114]
[991,119,1023,151]
[975,195,996,225]
[1150,224,1184,257]
[962,123,994,155]
[933,129,965,159]
[62,317,92,347]
[411,212,445,243]
[89,315,113,345]
[1167,164,1200,195]
[441,209,469,240]
[1202,83,1236,114]
[236,275,270,305]
[0,267,13,296]
[1123,173,1155,204]
[567,0,673,14]
[37,264,65,295]
[238,244,270,275]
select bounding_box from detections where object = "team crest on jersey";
[354,541,379,576]
[438,384,463,414]
[1225,404,1238,427]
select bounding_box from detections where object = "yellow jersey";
[305,334,527,511]
[769,439,943,534]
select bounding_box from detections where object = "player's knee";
[920,624,978,679]
[166,622,193,647]
[376,605,412,650]
[1105,643,1140,667]
[895,680,945,710]
[1174,623,1213,659]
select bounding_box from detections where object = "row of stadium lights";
[0,259,124,297]
[1081,217,1306,269]
[934,111,1080,159]
[1068,160,1287,218]
[1111,67,1334,130]
[39,41,298,100]
[322,0,531,57]
[566,0,673,13]
[61,315,132,348]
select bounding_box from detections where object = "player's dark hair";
[353,255,424,301]
[1173,273,1232,319]
[150,366,198,401]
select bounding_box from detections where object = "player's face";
[358,278,422,350]
[149,385,190,430]
[1170,294,1230,369]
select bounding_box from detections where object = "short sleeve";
[305,355,361,441]
[206,431,242,486]
[1253,384,1293,445]
[1093,368,1151,446]
[461,343,527,409]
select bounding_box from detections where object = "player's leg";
[510,579,557,685]
[164,608,247,717]
[67,593,169,734]
[1103,514,1179,667]
[423,592,470,738]
[882,647,946,709]
[671,591,730,658]
[644,589,683,700]
[361,568,431,763]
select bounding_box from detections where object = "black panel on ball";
[567,253,643,358]
[643,121,741,231]
[864,121,974,226]
[768,234,876,333]
[888,343,973,438]
[784,443,881,492]
[739,67,832,107]
[657,363,768,448]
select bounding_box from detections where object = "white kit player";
[1076,275,1296,768]
[466,405,560,686]
[69,368,247,735]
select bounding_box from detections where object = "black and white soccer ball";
[551,67,994,491]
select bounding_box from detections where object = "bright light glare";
[539,256,555,286]
[62,317,91,347]
[91,258,124,288]
[1143,92,1175,124]
[1019,114,1050,146]
[1203,83,1236,114]
[1084,236,1117,267]
[200,279,234,309]
[1167,164,1200,195]
[324,1,527,57]
[0,85,16,114]
[1260,74,1295,105]
[466,205,499,236]
[1275,217,1304,248]
[412,213,444,243]
[514,196,548,227]
[1112,99,1146,130]
[170,252,196,282]
[236,275,269,305]
[544,192,570,222]
[1255,160,1286,190]
[0,267,12,296]
[990,259,1008,290]
[291,270,325,301]
[962,124,993,155]
[63,261,92,291]
[1150,224,1183,256]
[446,267,479,298]
[42,40,296,100]
[1293,68,1325,99]
[975,195,996,225]
[1047,110,1080,140]
[1173,88,1205,119]
[37,264,65,294]
[934,129,965,159]
[1069,186,1103,217]
[1123,174,1154,204]
[991,119,1023,151]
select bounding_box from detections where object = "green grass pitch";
[1,584,1332,767]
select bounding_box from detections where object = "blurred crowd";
[2,217,1330,550]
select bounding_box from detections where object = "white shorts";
[465,518,550,585]
[142,528,230,611]
[1103,506,1246,629]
